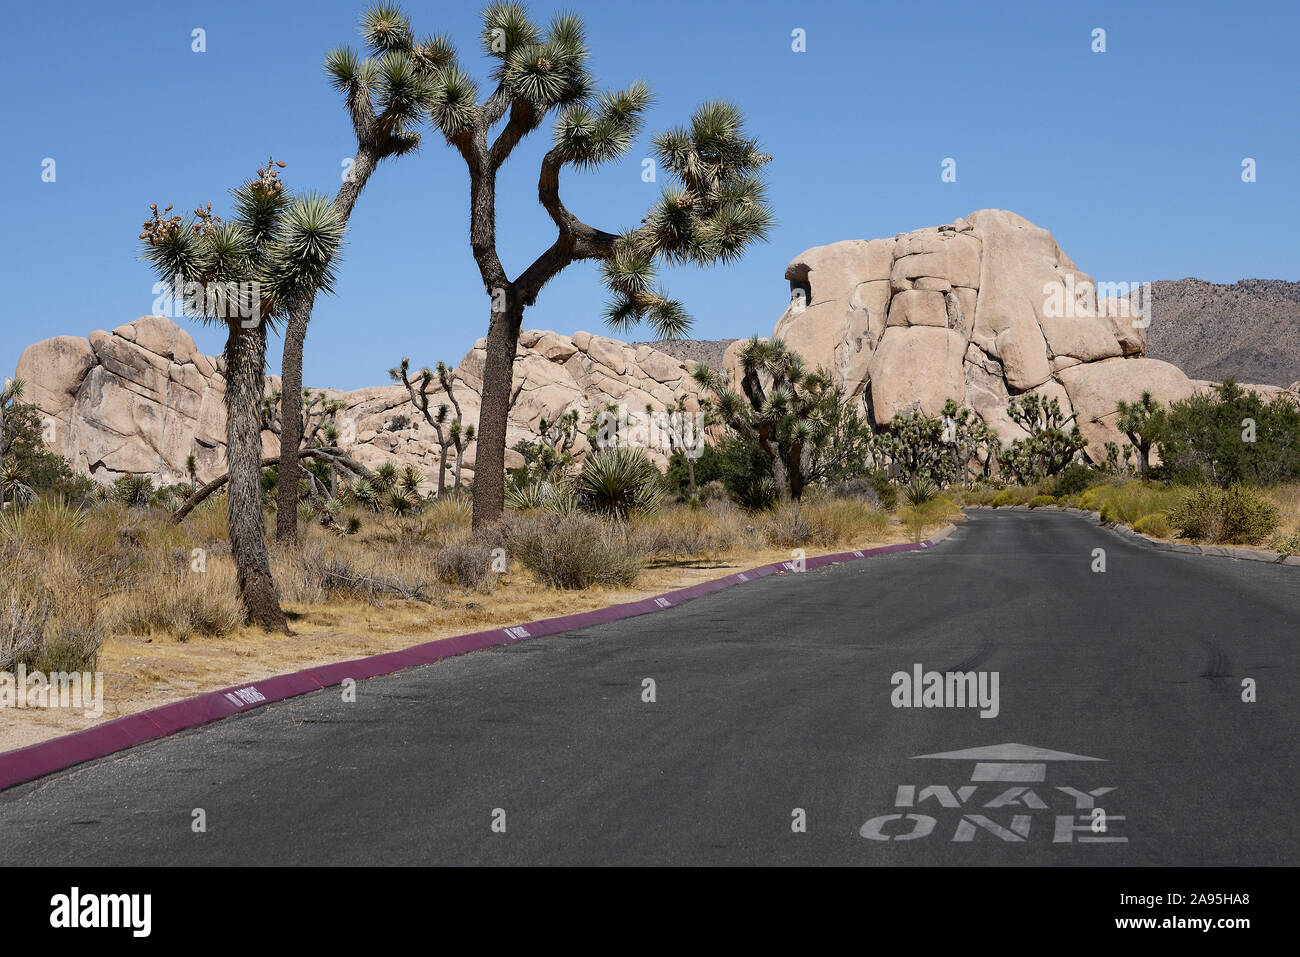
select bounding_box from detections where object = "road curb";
[0,524,957,792]
[963,504,1300,566]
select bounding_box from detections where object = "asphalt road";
[3,509,1297,865]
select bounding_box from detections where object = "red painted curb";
[0,534,947,791]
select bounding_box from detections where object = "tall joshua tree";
[140,161,345,630]
[357,2,773,528]
[274,4,442,545]
[390,358,476,495]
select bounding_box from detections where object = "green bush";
[991,490,1024,507]
[866,469,899,510]
[1168,483,1280,544]
[1047,462,1096,497]
[1027,494,1057,508]
[1157,380,1300,487]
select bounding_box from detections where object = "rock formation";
[741,209,1297,463]
[14,318,705,485]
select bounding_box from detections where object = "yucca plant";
[384,487,421,516]
[398,464,425,497]
[372,462,400,494]
[346,2,772,528]
[577,447,665,519]
[0,379,26,512]
[138,159,345,630]
[0,456,34,509]
[274,4,440,545]
[904,477,939,507]
[112,473,155,508]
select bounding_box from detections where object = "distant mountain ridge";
[1144,278,1300,387]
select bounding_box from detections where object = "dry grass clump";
[0,499,111,670]
[500,512,643,589]
[631,501,751,560]
[102,548,243,642]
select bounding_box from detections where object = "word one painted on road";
[860,743,1127,844]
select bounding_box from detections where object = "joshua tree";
[1002,393,1088,483]
[264,388,351,501]
[646,397,705,495]
[691,338,836,502]
[353,2,772,527]
[139,160,345,630]
[390,358,476,494]
[274,6,438,545]
[1116,390,1164,477]
[511,408,579,486]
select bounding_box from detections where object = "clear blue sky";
[3,0,1297,389]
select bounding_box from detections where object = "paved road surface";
[3,510,1297,865]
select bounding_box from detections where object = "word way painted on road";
[860,743,1127,844]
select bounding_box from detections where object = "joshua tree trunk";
[471,300,523,530]
[225,322,288,632]
[770,449,792,503]
[275,147,378,545]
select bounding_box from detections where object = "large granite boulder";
[771,209,1292,463]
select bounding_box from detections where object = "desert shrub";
[1133,512,1171,537]
[1088,481,1182,526]
[505,479,579,515]
[111,473,155,507]
[991,489,1026,507]
[1027,494,1057,509]
[958,485,1000,507]
[502,513,643,589]
[435,540,498,592]
[1269,530,1300,555]
[865,469,899,510]
[761,506,813,549]
[665,444,726,497]
[826,477,881,508]
[1168,483,1280,545]
[1157,380,1300,486]
[795,498,890,546]
[1218,484,1281,544]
